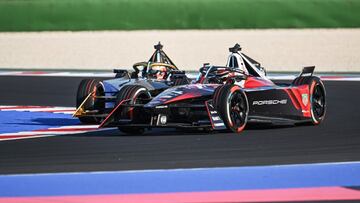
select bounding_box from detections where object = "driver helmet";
[148,65,167,80]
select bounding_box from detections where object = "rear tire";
[116,85,151,135]
[213,85,249,133]
[309,78,326,125]
[76,79,102,124]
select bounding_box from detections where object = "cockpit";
[196,43,269,84]
[130,42,179,81]
[226,43,267,77]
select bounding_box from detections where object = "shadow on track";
[70,122,306,138]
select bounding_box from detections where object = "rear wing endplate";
[299,66,315,77]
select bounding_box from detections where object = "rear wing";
[292,66,316,86]
[299,66,315,77]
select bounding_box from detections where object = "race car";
[99,44,326,134]
[73,42,190,124]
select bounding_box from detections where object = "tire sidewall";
[309,78,326,125]
[216,85,249,133]
[116,85,150,135]
[116,85,151,120]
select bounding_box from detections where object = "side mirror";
[130,72,138,79]
[226,74,247,85]
[234,74,247,81]
[170,70,186,75]
[113,69,130,78]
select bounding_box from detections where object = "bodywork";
[100,45,316,130]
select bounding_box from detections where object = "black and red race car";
[99,44,326,134]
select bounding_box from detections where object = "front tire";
[214,85,249,133]
[116,85,151,135]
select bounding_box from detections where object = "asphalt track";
[0,76,360,175]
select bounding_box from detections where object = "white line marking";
[0,128,98,136]
[1,160,360,177]
[0,106,75,114]
[0,134,59,141]
[55,125,99,129]
[0,106,101,141]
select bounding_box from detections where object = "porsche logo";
[302,94,309,106]
[252,99,287,106]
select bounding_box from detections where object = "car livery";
[99,43,326,134]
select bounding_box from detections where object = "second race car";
[73,42,190,126]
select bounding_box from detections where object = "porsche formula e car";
[99,44,326,134]
[73,42,190,124]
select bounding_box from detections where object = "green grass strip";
[0,0,359,31]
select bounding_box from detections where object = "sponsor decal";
[302,94,309,106]
[301,73,313,77]
[212,116,221,121]
[155,105,168,109]
[206,102,226,130]
[252,99,287,106]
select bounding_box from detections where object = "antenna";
[154,41,163,50]
[229,43,242,53]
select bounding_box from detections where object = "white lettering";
[252,99,287,106]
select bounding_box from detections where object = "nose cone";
[144,84,219,108]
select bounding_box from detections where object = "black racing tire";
[309,77,326,125]
[116,85,151,135]
[76,79,102,124]
[213,84,234,112]
[214,85,249,133]
[212,85,227,110]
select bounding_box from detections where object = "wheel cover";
[229,91,247,128]
[128,88,151,121]
[312,84,325,118]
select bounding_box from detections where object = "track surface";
[0,76,359,174]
